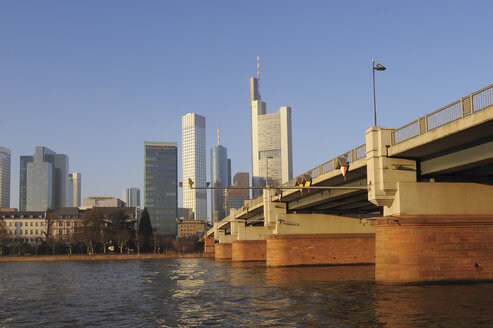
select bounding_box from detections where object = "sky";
[1,1,493,214]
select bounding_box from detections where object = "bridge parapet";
[392,83,493,144]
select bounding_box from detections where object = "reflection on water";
[0,259,492,327]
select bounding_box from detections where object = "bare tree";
[0,218,8,255]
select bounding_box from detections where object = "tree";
[138,207,153,252]
[74,208,105,255]
[109,209,134,254]
[0,218,8,255]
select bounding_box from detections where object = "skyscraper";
[19,156,33,211]
[22,146,69,211]
[210,127,230,222]
[0,147,11,208]
[122,187,140,207]
[250,73,293,198]
[68,172,82,207]
[226,172,249,214]
[182,113,207,221]
[144,141,178,235]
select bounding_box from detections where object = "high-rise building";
[250,74,293,198]
[210,128,230,223]
[144,141,178,235]
[24,146,70,211]
[68,172,81,207]
[19,156,33,211]
[0,147,11,208]
[226,172,249,214]
[122,188,140,207]
[182,113,207,221]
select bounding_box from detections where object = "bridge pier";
[264,213,375,267]
[374,215,493,284]
[366,126,493,284]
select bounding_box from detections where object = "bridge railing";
[392,83,493,145]
[281,144,366,189]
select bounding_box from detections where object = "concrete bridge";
[207,83,493,284]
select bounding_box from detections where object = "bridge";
[207,83,493,284]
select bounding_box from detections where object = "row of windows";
[145,156,176,162]
[8,221,45,227]
[145,151,176,156]
[146,185,177,191]
[146,168,176,173]
[147,209,177,215]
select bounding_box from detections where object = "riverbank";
[0,252,214,262]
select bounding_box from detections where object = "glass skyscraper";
[144,141,178,236]
[0,146,11,208]
[182,113,207,221]
[211,143,230,222]
[122,187,140,207]
[22,146,69,211]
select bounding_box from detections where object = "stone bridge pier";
[367,126,493,284]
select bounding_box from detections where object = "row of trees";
[0,207,203,256]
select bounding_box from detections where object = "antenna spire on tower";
[257,55,260,80]
[217,125,220,145]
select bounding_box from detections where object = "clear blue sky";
[2,1,493,212]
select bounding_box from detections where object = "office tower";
[24,146,69,211]
[122,187,140,207]
[226,172,249,214]
[0,147,11,208]
[68,172,81,207]
[250,70,293,198]
[182,113,207,221]
[19,156,33,210]
[210,127,230,222]
[144,141,178,235]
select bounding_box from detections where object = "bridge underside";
[280,166,382,218]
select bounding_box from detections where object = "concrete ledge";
[266,233,375,267]
[214,243,232,260]
[232,240,266,262]
[373,215,493,284]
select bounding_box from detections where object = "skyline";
[2,1,493,211]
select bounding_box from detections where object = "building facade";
[144,141,178,235]
[250,77,293,198]
[68,172,81,207]
[82,196,125,208]
[22,146,70,211]
[226,172,249,214]
[182,113,207,221]
[210,142,230,223]
[122,188,140,207]
[0,147,11,208]
[177,219,209,239]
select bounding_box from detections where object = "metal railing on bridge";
[392,83,493,144]
[281,144,366,188]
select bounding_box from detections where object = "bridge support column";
[371,180,493,284]
[374,215,493,284]
[266,233,375,267]
[264,213,375,267]
[215,243,232,260]
[232,240,266,262]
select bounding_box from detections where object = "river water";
[1,258,492,327]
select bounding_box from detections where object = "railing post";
[460,97,464,118]
[424,114,428,133]
[470,93,474,114]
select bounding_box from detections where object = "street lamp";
[372,59,386,126]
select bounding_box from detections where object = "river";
[1,258,492,327]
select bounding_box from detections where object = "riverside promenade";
[0,252,214,262]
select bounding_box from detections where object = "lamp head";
[375,64,386,71]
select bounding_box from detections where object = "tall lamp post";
[372,59,386,126]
